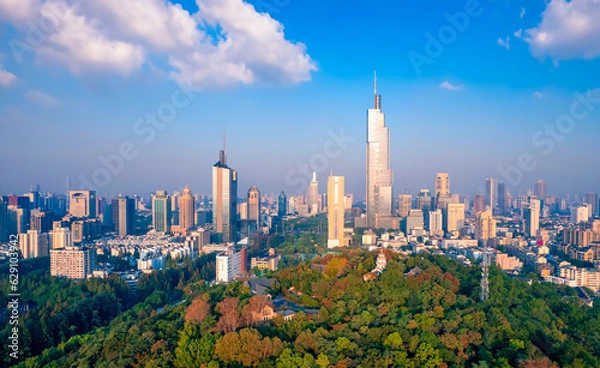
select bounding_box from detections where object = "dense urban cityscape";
[2,0,600,367]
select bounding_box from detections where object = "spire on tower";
[373,71,381,110]
[219,132,227,166]
[374,70,377,95]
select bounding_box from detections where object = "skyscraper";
[278,192,287,218]
[428,209,443,236]
[485,178,497,210]
[445,203,465,233]
[417,189,432,212]
[523,197,540,238]
[152,190,171,233]
[534,179,547,201]
[68,190,96,218]
[366,73,393,228]
[435,172,450,208]
[247,186,260,225]
[306,172,319,215]
[327,175,346,249]
[112,196,135,236]
[472,194,486,215]
[498,182,509,214]
[584,192,599,217]
[179,185,195,234]
[212,147,238,243]
[476,209,496,241]
[398,194,412,217]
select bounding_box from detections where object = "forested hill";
[17,250,600,367]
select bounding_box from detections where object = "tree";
[174,324,216,368]
[215,328,283,367]
[215,297,242,333]
[384,332,403,350]
[185,297,211,324]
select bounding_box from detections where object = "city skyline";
[1,0,600,197]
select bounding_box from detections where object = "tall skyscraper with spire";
[306,171,319,215]
[366,72,393,228]
[212,138,238,243]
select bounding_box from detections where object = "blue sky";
[0,0,599,200]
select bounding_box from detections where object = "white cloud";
[36,1,145,77]
[524,0,600,61]
[520,8,526,18]
[0,65,17,86]
[0,0,40,24]
[25,89,59,107]
[498,37,510,50]
[79,0,202,51]
[439,81,465,91]
[514,29,523,38]
[0,0,316,88]
[171,0,316,88]
[533,91,544,98]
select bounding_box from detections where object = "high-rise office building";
[445,203,465,233]
[534,179,547,201]
[435,172,450,208]
[278,192,287,218]
[366,73,393,228]
[472,194,486,215]
[327,175,346,249]
[417,189,432,212]
[523,198,540,238]
[8,196,30,231]
[498,182,509,214]
[179,185,195,234]
[212,148,238,243]
[68,190,96,218]
[428,209,443,236]
[306,172,319,215]
[398,194,412,217]
[476,209,496,241]
[239,202,248,220]
[19,230,49,259]
[485,178,497,210]
[344,194,354,212]
[248,186,260,225]
[152,190,171,233]
[30,209,54,233]
[112,196,135,236]
[7,206,26,235]
[584,192,599,217]
[50,246,96,279]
